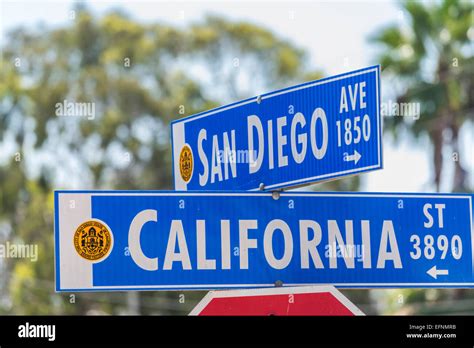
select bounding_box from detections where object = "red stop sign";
[189,286,364,316]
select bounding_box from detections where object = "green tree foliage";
[372,0,474,314]
[0,6,333,314]
[372,0,473,192]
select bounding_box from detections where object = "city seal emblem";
[73,220,113,261]
[179,144,193,183]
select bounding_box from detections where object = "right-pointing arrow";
[343,150,362,165]
[427,265,449,279]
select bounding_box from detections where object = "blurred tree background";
[0,0,472,315]
[372,0,473,314]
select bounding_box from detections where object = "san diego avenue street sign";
[172,66,382,191]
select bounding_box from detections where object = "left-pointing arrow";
[427,265,449,279]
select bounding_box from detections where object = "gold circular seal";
[179,144,193,183]
[73,220,113,261]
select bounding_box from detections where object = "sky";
[0,0,472,192]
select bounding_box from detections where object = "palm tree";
[373,0,473,192]
[372,0,474,313]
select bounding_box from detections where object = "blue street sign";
[171,66,382,191]
[55,191,474,291]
